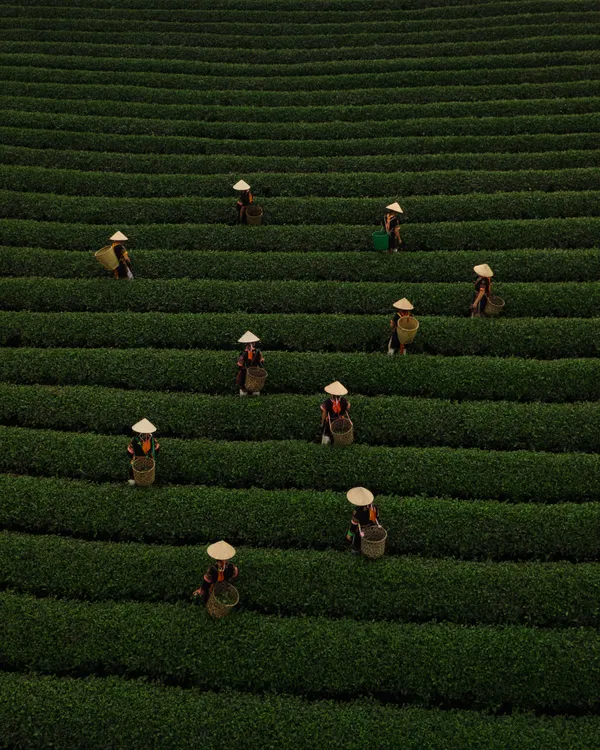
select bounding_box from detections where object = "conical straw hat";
[393,298,414,311]
[324,381,348,396]
[386,202,403,213]
[238,331,260,344]
[110,231,128,242]
[207,540,236,560]
[347,487,374,506]
[132,418,156,433]
[233,180,251,191]
[473,264,494,278]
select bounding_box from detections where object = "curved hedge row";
[3,164,598,198]
[3,247,600,284]
[4,531,600,627]
[2,382,598,453]
[4,108,600,141]
[2,426,599,501]
[1,44,599,75]
[1,278,597,318]
[2,311,598,358]
[2,591,600,711]
[3,76,598,107]
[2,144,600,175]
[2,190,599,226]
[5,0,598,20]
[2,59,597,91]
[3,673,600,750]
[2,347,600,403]
[3,126,597,158]
[3,474,599,561]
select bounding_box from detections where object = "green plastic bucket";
[372,230,389,251]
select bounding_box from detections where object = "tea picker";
[236,331,266,396]
[127,418,159,486]
[233,179,254,224]
[193,540,239,607]
[388,297,416,356]
[346,487,380,554]
[471,263,505,318]
[320,381,351,445]
[95,231,134,279]
[383,202,405,253]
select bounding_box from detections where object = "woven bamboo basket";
[246,205,263,226]
[331,418,354,446]
[132,456,155,486]
[397,317,419,345]
[245,366,267,392]
[207,582,239,619]
[94,245,119,271]
[484,295,505,317]
[361,525,387,560]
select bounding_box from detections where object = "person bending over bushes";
[193,541,239,605]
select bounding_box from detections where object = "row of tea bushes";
[2,144,600,174]
[2,311,598,358]
[2,382,599,453]
[3,672,599,750]
[2,426,599,501]
[3,347,600,402]
[4,247,599,283]
[3,164,598,197]
[3,474,599,561]
[3,125,597,157]
[3,530,600,626]
[2,591,600,711]
[2,278,598,317]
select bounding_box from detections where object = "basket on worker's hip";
[246,205,263,226]
[331,418,354,446]
[94,245,119,271]
[372,229,389,251]
[484,295,505,317]
[132,456,155,486]
[245,366,267,392]
[361,525,387,560]
[397,317,419,345]
[207,582,240,619]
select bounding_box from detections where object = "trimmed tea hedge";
[3,531,600,627]
[0,29,597,58]
[2,163,599,198]
[0,278,597,318]
[1,382,598,453]
[3,247,600,283]
[2,311,598,358]
[2,144,600,175]
[4,107,600,141]
[2,591,600,711]
[3,474,600,561]
[4,347,600,403]
[2,126,597,158]
[3,673,600,750]
[2,76,599,107]
[2,426,599,501]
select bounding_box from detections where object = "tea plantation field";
[1,0,600,747]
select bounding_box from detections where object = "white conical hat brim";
[324,381,348,396]
[207,541,236,560]
[233,180,251,191]
[386,202,403,213]
[110,231,128,241]
[238,331,260,343]
[473,264,494,277]
[132,418,156,433]
[347,486,374,506]
[393,298,414,310]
